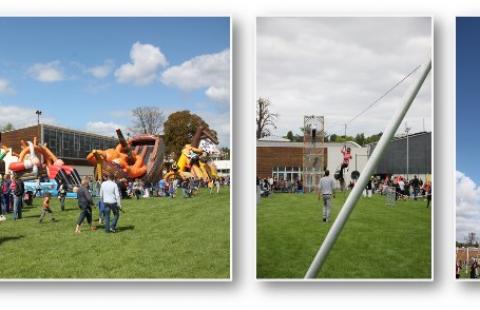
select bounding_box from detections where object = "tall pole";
[304,59,431,279]
[405,122,410,178]
[35,110,42,142]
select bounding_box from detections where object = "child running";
[39,192,56,223]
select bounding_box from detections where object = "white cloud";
[0,104,55,129]
[86,121,126,137]
[0,78,14,94]
[161,49,230,103]
[197,111,230,148]
[88,60,114,79]
[27,61,64,82]
[257,17,432,137]
[115,42,168,85]
[456,171,480,242]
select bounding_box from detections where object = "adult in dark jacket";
[11,174,24,220]
[75,178,96,233]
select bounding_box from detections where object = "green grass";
[257,192,431,279]
[0,188,230,279]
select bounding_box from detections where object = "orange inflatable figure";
[87,129,148,180]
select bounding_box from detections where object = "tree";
[132,106,165,135]
[0,123,14,132]
[163,110,218,155]
[220,147,230,160]
[354,133,366,146]
[256,97,278,139]
[285,131,294,141]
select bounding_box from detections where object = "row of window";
[43,127,117,159]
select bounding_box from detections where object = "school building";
[256,131,432,188]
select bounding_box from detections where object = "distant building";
[368,131,431,179]
[214,160,231,177]
[257,139,368,188]
[0,124,117,177]
[256,131,432,189]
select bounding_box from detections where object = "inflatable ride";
[86,129,165,183]
[0,134,81,191]
[163,126,219,182]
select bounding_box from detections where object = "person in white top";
[318,170,336,223]
[100,174,121,233]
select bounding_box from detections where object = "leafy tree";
[163,110,217,155]
[285,131,294,141]
[220,147,230,160]
[132,106,165,135]
[0,123,14,132]
[354,133,366,146]
[256,97,278,139]
[329,133,338,142]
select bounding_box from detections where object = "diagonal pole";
[304,59,432,279]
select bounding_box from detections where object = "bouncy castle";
[86,129,165,183]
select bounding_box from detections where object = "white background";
[0,0,466,308]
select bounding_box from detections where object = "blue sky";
[457,17,480,181]
[456,17,480,241]
[0,17,230,146]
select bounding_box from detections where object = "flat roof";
[257,140,362,148]
[42,124,117,140]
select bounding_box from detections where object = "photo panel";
[0,16,231,280]
[256,16,433,280]
[455,17,480,280]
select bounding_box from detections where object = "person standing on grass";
[2,174,11,214]
[318,170,335,223]
[132,178,142,200]
[215,178,221,194]
[425,181,432,208]
[11,174,24,220]
[39,192,56,223]
[208,179,214,194]
[470,258,478,279]
[411,175,420,200]
[457,260,463,279]
[100,174,121,233]
[75,178,96,234]
[58,179,67,211]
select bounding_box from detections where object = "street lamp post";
[35,110,42,142]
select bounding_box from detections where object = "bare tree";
[132,106,165,135]
[256,97,278,139]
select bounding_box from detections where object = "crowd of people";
[0,172,230,233]
[257,172,432,208]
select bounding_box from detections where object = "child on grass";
[39,192,55,223]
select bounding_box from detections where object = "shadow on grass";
[117,225,135,232]
[0,235,24,246]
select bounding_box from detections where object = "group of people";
[119,176,229,200]
[0,172,123,234]
[457,258,480,279]
[373,175,432,207]
[0,173,25,221]
[257,177,304,197]
[73,174,122,234]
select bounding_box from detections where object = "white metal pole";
[304,60,431,279]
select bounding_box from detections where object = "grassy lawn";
[0,187,230,279]
[257,192,431,279]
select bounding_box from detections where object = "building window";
[272,166,302,181]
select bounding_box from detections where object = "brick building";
[257,137,368,188]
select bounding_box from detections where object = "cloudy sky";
[0,17,230,146]
[257,17,432,138]
[456,17,480,242]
